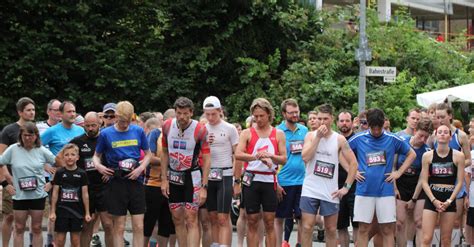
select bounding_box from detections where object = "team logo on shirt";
[173,140,187,150]
[112,139,138,148]
[169,152,192,170]
[81,144,91,152]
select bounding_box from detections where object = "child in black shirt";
[50,143,91,247]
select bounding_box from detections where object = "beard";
[339,126,350,133]
[286,117,299,124]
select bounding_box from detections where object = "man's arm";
[339,136,357,188]
[459,131,472,167]
[272,130,287,165]
[235,130,256,162]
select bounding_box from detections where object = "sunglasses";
[103,114,115,119]
[360,120,368,125]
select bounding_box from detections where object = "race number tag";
[242,171,254,187]
[431,162,455,177]
[209,168,223,181]
[84,158,96,171]
[313,160,336,178]
[404,166,417,176]
[289,140,304,154]
[168,171,185,185]
[18,177,37,191]
[60,188,80,202]
[118,159,137,172]
[366,151,387,166]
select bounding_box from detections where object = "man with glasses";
[37,99,62,135]
[102,103,117,128]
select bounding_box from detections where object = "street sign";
[366,66,396,77]
[384,76,395,82]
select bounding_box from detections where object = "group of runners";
[0,95,473,247]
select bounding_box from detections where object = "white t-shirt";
[206,121,239,176]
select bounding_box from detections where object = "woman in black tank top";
[419,125,465,247]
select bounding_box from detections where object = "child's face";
[63,149,79,166]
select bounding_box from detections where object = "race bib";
[84,158,96,171]
[168,170,185,185]
[118,159,137,172]
[404,166,417,176]
[431,162,455,177]
[209,168,223,181]
[61,188,80,202]
[18,177,37,191]
[242,171,254,187]
[289,140,304,154]
[366,151,387,166]
[313,160,336,178]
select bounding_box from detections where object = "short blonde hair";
[116,101,134,120]
[250,98,274,122]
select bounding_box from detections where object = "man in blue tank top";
[349,108,416,247]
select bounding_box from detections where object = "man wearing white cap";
[203,96,240,247]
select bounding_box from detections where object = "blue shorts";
[276,185,302,219]
[299,196,339,217]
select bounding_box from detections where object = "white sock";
[406,240,414,247]
[219,245,230,247]
[432,228,440,246]
[211,243,220,247]
[451,228,461,245]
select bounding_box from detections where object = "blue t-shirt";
[277,122,308,186]
[95,125,149,169]
[349,130,411,197]
[40,124,85,156]
[396,135,430,175]
[147,128,161,154]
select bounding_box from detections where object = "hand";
[407,200,415,210]
[96,163,114,177]
[161,180,169,198]
[199,187,207,206]
[433,200,446,213]
[126,165,145,180]
[255,152,273,160]
[233,184,241,197]
[5,184,15,196]
[332,187,349,199]
[355,171,365,182]
[385,170,401,183]
[101,175,110,183]
[49,213,56,222]
[465,197,470,210]
[260,157,273,169]
[316,125,328,138]
[276,185,286,202]
[394,189,401,200]
[44,165,56,175]
[84,214,92,223]
[44,182,52,193]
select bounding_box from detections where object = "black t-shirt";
[70,134,103,188]
[338,132,356,193]
[53,167,88,219]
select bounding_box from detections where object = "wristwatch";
[234,178,241,184]
[343,183,352,190]
[411,198,417,203]
[201,183,208,189]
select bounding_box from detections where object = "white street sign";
[366,66,396,77]
[384,76,395,82]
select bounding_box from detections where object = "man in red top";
[161,97,210,247]
[236,98,287,247]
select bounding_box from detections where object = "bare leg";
[112,215,127,247]
[274,217,284,247]
[300,212,317,247]
[186,208,200,247]
[13,210,28,247]
[131,214,145,246]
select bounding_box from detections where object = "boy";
[50,143,91,247]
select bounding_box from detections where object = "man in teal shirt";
[275,99,308,247]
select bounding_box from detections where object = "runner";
[465,145,473,245]
[101,103,116,128]
[275,98,307,247]
[0,97,35,247]
[160,97,210,247]
[36,99,61,135]
[397,108,421,137]
[56,112,114,247]
[336,111,358,247]
[420,124,465,246]
[93,101,152,247]
[50,143,91,247]
[307,111,320,131]
[394,118,432,247]
[0,122,55,247]
[235,97,287,247]
[349,108,416,247]
[435,103,471,244]
[202,96,239,247]
[300,104,357,247]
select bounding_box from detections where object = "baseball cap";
[203,96,221,110]
[74,115,85,126]
[103,103,116,113]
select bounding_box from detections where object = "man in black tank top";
[420,125,465,247]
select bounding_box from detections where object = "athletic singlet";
[433,128,462,151]
[429,148,457,185]
[245,127,279,183]
[302,131,340,203]
[162,119,210,172]
[397,136,430,176]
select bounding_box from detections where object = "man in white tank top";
[235,98,287,247]
[300,104,358,247]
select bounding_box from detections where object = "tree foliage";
[0,1,472,129]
